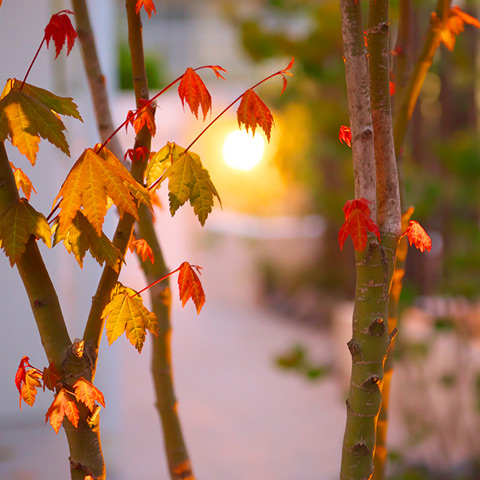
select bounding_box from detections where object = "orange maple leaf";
[45,388,79,434]
[401,220,432,253]
[10,162,37,200]
[135,0,156,18]
[178,262,205,314]
[44,10,77,59]
[339,198,380,251]
[237,89,274,142]
[129,236,154,264]
[432,6,480,51]
[339,125,352,147]
[132,99,156,137]
[20,369,43,408]
[73,378,105,412]
[178,68,212,121]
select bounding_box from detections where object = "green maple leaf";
[0,79,77,165]
[145,142,178,190]
[102,283,158,353]
[53,211,123,272]
[146,142,220,226]
[0,198,51,266]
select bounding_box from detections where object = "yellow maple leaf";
[54,148,151,237]
[10,162,37,200]
[102,283,158,353]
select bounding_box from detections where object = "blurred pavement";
[0,301,346,480]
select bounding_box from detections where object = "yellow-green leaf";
[5,79,83,121]
[0,198,51,266]
[101,283,158,353]
[189,154,221,226]
[158,144,220,226]
[145,142,185,190]
[53,211,123,272]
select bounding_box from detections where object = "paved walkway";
[0,302,346,480]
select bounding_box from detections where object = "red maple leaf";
[401,220,432,253]
[339,125,352,147]
[178,68,212,121]
[389,80,395,96]
[124,146,149,163]
[339,198,380,251]
[177,262,205,314]
[343,198,370,218]
[14,356,31,394]
[237,89,274,142]
[44,10,77,59]
[135,0,156,18]
[125,110,136,132]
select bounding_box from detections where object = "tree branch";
[0,142,71,366]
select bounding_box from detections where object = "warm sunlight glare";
[222,130,265,171]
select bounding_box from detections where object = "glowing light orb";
[222,130,265,171]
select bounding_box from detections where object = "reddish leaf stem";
[21,38,46,90]
[132,266,181,297]
[46,201,60,224]
[147,67,289,191]
[96,66,223,156]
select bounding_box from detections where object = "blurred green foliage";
[275,344,330,381]
[118,43,165,90]
[226,0,480,300]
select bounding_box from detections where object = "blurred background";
[1,0,480,479]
